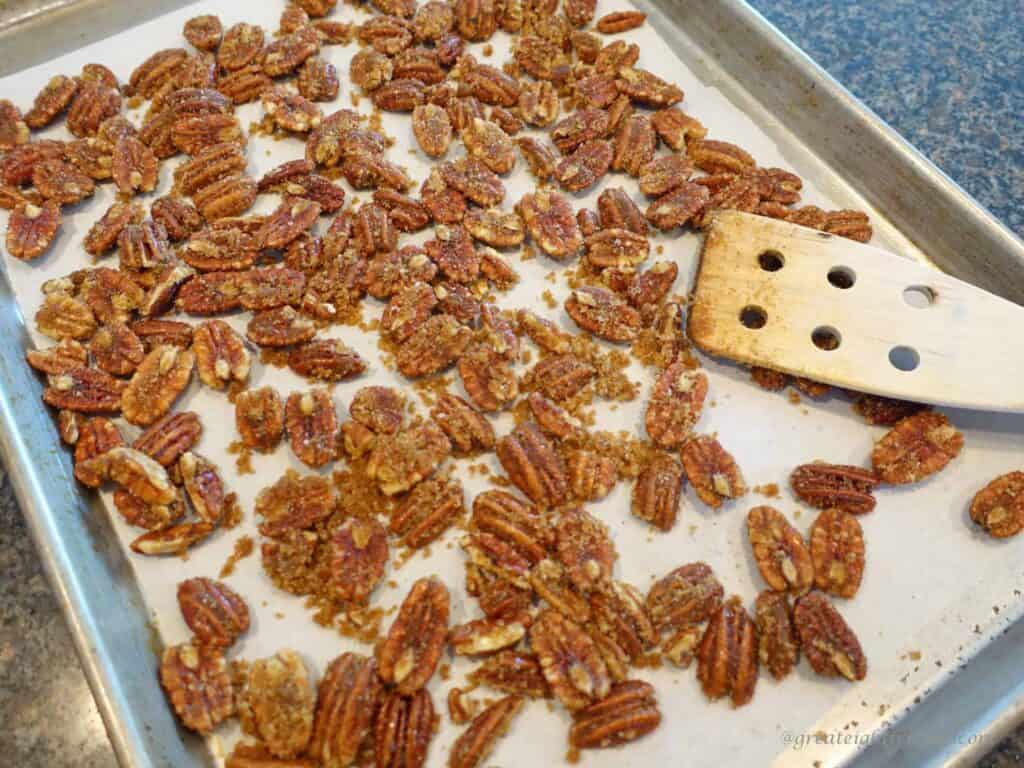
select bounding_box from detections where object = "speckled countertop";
[0,1,1021,767]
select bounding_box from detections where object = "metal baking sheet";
[1,1,1023,767]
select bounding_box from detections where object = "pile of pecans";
[3,0,1019,764]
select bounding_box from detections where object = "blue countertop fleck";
[0,2,1021,767]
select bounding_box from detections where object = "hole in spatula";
[739,305,767,330]
[903,286,936,308]
[758,250,785,272]
[812,326,841,351]
[827,267,856,289]
[889,346,920,371]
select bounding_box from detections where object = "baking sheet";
[1,1,1023,767]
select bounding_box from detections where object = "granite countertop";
[0,2,1021,767]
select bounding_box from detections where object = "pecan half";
[747,505,813,594]
[395,314,472,378]
[35,295,97,343]
[631,453,685,532]
[557,508,616,592]
[160,643,233,733]
[565,286,640,342]
[448,695,522,768]
[793,591,867,681]
[377,577,450,694]
[680,434,747,508]
[870,411,963,485]
[289,339,367,382]
[234,388,284,453]
[285,389,339,468]
[970,471,1024,538]
[449,614,529,656]
[570,680,660,750]
[177,577,249,648]
[238,651,316,759]
[132,411,201,467]
[7,200,60,260]
[89,323,145,377]
[307,653,382,768]
[431,393,495,454]
[530,610,609,711]
[374,688,434,768]
[43,367,126,413]
[853,394,927,426]
[755,590,799,680]
[567,450,617,502]
[73,417,124,487]
[791,462,880,515]
[330,517,389,603]
[247,307,317,348]
[390,476,464,548]
[650,107,706,150]
[193,319,251,390]
[366,421,451,495]
[496,422,568,508]
[696,596,758,707]
[131,521,214,555]
[645,365,707,448]
[121,346,195,426]
[645,181,709,230]
[809,508,865,599]
[180,452,227,524]
[646,562,724,632]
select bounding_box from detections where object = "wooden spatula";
[688,210,1024,412]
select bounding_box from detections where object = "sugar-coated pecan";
[530,354,595,403]
[431,393,495,454]
[638,154,693,198]
[26,338,88,375]
[330,517,389,603]
[557,507,616,592]
[645,364,707,448]
[295,57,339,103]
[464,64,521,107]
[89,323,145,377]
[345,387,402,437]
[0,140,66,186]
[596,9,646,33]
[73,417,124,487]
[171,113,244,157]
[307,653,382,768]
[121,346,194,427]
[754,590,799,680]
[809,508,865,599]
[359,15,414,55]
[129,48,187,97]
[177,577,249,648]
[424,223,479,283]
[246,306,317,349]
[440,157,505,207]
[79,446,175,505]
[530,610,609,711]
[395,314,472,378]
[793,591,867,681]
[747,505,813,594]
[512,35,570,82]
[584,228,649,270]
[151,197,202,243]
[372,189,430,233]
[518,80,560,127]
[374,688,434,768]
[289,339,368,382]
[381,281,437,343]
[645,181,709,230]
[471,488,553,567]
[261,26,320,77]
[0,100,28,150]
[238,651,315,759]
[569,680,660,750]
[853,394,927,426]
[413,0,454,40]
[790,463,879,515]
[43,366,126,413]
[234,388,285,453]
[687,138,755,174]
[517,189,582,260]
[449,614,529,656]
[262,88,323,134]
[515,136,557,182]
[373,77,427,112]
[216,65,272,104]
[255,471,334,538]
[627,261,677,308]
[823,209,872,242]
[132,319,194,351]
[496,422,568,508]
[567,450,617,502]
[590,580,658,661]
[31,158,94,205]
[458,344,518,412]
[448,695,522,768]
[646,562,724,632]
[870,411,963,485]
[180,452,227,524]
[118,220,172,273]
[177,271,243,315]
[193,174,258,221]
[366,421,451,495]
[696,596,758,707]
[630,453,685,532]
[468,651,550,699]
[555,138,613,193]
[650,107,706,149]
[34,293,96,342]
[25,75,79,128]
[285,389,338,468]
[970,471,1024,538]
[235,266,306,312]
[565,286,640,343]
[461,208,523,250]
[390,476,464,549]
[183,14,222,50]
[113,488,186,531]
[132,411,201,468]
[160,643,233,733]
[680,434,747,508]
[7,200,60,260]
[65,137,113,180]
[377,577,450,694]
[109,137,158,195]
[462,118,516,175]
[192,319,250,391]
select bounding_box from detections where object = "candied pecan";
[89,323,144,377]
[512,137,556,184]
[696,596,758,706]
[114,488,186,531]
[565,286,640,342]
[488,106,523,137]
[590,580,657,661]
[24,75,78,128]
[80,268,146,325]
[570,680,660,750]
[307,653,382,768]
[389,476,464,549]
[646,562,724,632]
[216,65,272,104]
[449,614,529,656]
[631,453,685,532]
[853,394,926,426]
[392,46,445,85]
[110,137,158,195]
[468,651,550,698]
[871,411,963,485]
[518,81,560,128]
[425,223,480,282]
[574,73,619,109]
[235,388,285,453]
[359,15,414,55]
[294,57,339,103]
[513,36,570,82]
[132,319,194,351]
[496,422,568,508]
[73,417,124,487]
[449,695,522,768]
[7,200,60,260]
[180,226,257,273]
[460,118,514,175]
[755,591,799,681]
[26,338,88,375]
[342,153,413,191]
[431,393,496,454]
[563,0,596,25]
[823,209,872,242]
[747,505,813,594]
[285,389,339,468]
[179,452,227,524]
[583,229,648,270]
[971,472,1024,538]
[530,610,609,711]
[567,450,616,502]
[238,651,315,759]
[793,591,867,681]
[517,189,582,259]
[377,577,450,694]
[790,463,879,515]
[330,517,389,603]
[440,157,505,207]
[395,314,472,378]
[193,319,251,390]
[160,643,233,733]
[367,421,451,495]
[177,271,243,315]
[809,508,865,599]
[183,14,222,50]
[132,411,202,467]
[193,174,258,221]
[121,346,195,426]
[350,49,394,94]
[31,158,94,204]
[263,88,323,133]
[237,266,306,311]
[255,471,334,537]
[174,141,247,195]
[645,181,709,230]
[118,220,172,273]
[680,434,747,509]
[527,393,582,441]
[247,307,317,349]
[406,103,453,159]
[258,197,322,250]
[374,688,434,768]
[688,138,755,174]
[596,9,646,33]
[177,577,249,648]
[413,0,455,40]
[79,446,175,504]
[34,293,95,341]
[477,578,533,621]
[0,100,28,150]
[628,261,678,308]
[381,281,437,342]
[551,108,609,154]
[609,114,655,177]
[261,26,320,77]
[151,197,202,243]
[471,488,553,569]
[650,108,707,150]
[530,354,595,402]
[638,155,693,198]
[434,281,481,324]
[555,138,613,193]
[645,364,707,447]
[172,113,244,156]
[65,137,113,180]
[557,507,616,591]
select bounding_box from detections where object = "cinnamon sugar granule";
[219,535,254,578]
[260,348,291,368]
[222,494,243,528]
[754,483,780,498]
[228,441,255,475]
[541,290,557,309]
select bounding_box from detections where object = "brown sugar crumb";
[222,494,244,529]
[336,606,386,645]
[541,290,557,309]
[520,243,536,261]
[350,92,360,107]
[754,483,780,499]
[656,245,664,255]
[439,663,451,681]
[570,334,639,403]
[544,272,556,283]
[219,535,255,578]
[567,747,582,764]
[788,390,802,405]
[260,348,291,368]
[235,445,255,475]
[411,374,453,407]
[634,652,664,669]
[482,44,494,57]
